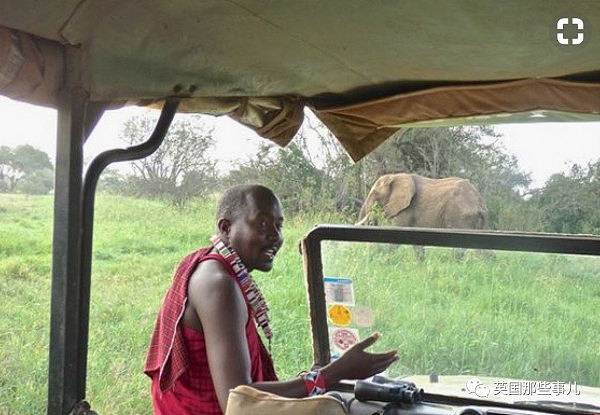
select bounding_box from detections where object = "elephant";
[357,173,489,259]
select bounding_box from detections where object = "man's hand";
[322,333,398,388]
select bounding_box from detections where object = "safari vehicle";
[1,1,599,414]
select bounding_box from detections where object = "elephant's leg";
[477,248,496,261]
[413,245,425,261]
[453,247,466,261]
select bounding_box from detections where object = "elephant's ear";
[384,174,416,217]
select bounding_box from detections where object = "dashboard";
[337,395,563,415]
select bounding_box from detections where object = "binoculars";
[354,375,424,404]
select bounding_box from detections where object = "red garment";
[145,247,277,414]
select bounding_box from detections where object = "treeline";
[0,144,53,194]
[533,163,600,234]
[98,113,600,234]
[2,112,599,234]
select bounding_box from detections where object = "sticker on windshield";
[328,304,352,326]
[352,305,374,327]
[329,327,360,354]
[324,277,355,305]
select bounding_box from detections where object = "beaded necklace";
[210,235,273,351]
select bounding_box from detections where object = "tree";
[532,160,600,234]
[0,146,16,191]
[118,113,217,205]
[0,145,53,194]
[223,112,357,215]
[224,140,325,214]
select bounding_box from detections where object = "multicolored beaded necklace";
[210,235,273,351]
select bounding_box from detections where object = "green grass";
[1,193,599,413]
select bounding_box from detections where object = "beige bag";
[226,385,348,415]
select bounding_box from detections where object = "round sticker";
[352,305,374,327]
[332,328,359,351]
[328,304,351,326]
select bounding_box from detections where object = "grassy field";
[1,193,599,414]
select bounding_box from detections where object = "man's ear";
[217,218,231,237]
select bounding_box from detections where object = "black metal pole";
[48,59,87,415]
[77,99,180,401]
[304,225,600,255]
[300,238,330,367]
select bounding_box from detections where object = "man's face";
[225,190,284,272]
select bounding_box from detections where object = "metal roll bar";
[48,63,180,413]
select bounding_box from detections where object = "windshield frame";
[300,225,600,404]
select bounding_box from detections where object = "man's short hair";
[216,184,275,222]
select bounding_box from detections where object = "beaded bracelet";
[301,370,326,396]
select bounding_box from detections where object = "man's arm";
[187,260,252,411]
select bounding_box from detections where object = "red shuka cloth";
[145,247,277,414]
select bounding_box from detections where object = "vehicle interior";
[1,1,599,414]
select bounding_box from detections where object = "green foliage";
[12,144,53,172]
[96,167,125,193]
[532,161,600,234]
[224,116,358,215]
[0,145,53,194]
[363,202,390,225]
[485,193,544,232]
[14,168,54,194]
[0,256,36,280]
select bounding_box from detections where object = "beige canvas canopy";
[1,0,599,160]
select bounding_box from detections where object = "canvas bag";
[225,385,348,415]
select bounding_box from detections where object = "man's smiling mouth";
[263,248,278,260]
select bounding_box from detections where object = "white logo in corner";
[556,17,584,45]
[466,377,490,398]
[551,12,590,51]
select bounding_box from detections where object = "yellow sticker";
[328,304,352,326]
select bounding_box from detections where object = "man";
[145,184,398,414]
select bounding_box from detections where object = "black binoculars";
[354,375,424,404]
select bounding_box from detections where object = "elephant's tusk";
[355,215,369,226]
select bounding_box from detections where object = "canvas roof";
[1,0,599,160]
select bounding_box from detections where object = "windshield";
[318,238,600,405]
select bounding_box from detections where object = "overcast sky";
[1,96,599,189]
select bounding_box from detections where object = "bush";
[486,194,543,232]
[14,168,53,195]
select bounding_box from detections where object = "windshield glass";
[319,239,600,403]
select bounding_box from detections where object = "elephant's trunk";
[357,192,377,225]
